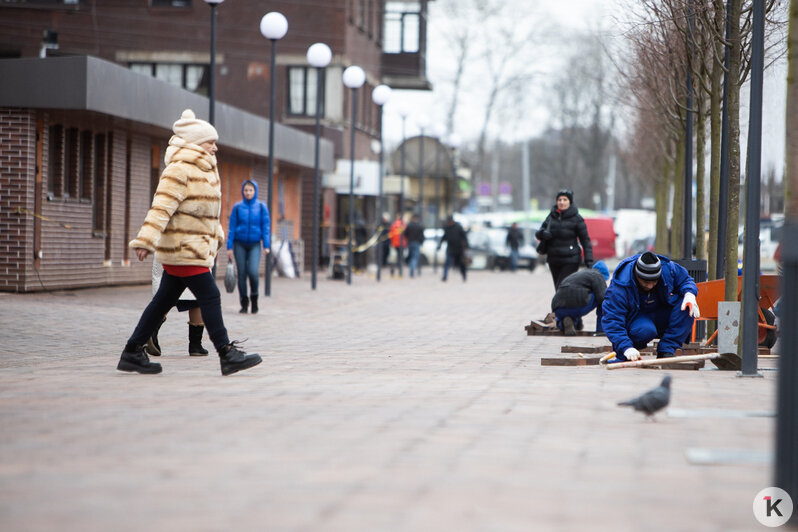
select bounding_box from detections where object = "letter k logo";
[764,496,783,517]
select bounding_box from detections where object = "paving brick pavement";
[0,268,786,531]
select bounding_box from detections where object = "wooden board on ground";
[525,321,593,336]
[541,354,603,366]
[643,359,706,371]
[605,352,725,370]
[560,345,613,354]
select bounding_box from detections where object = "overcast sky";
[380,0,787,175]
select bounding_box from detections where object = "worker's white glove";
[623,347,641,361]
[681,292,701,318]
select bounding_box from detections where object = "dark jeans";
[548,262,579,289]
[127,270,229,351]
[233,241,261,298]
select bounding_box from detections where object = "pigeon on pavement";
[617,375,672,419]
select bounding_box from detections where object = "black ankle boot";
[117,344,162,374]
[250,295,258,314]
[188,323,209,356]
[218,341,262,376]
[239,296,249,314]
[145,315,166,356]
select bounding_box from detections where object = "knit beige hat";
[172,109,218,145]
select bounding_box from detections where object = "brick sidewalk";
[0,268,782,531]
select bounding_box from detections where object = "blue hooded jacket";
[227,179,270,249]
[601,253,697,354]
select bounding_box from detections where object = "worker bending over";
[601,252,700,361]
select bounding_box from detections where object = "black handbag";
[224,261,236,293]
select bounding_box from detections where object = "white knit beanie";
[172,109,218,145]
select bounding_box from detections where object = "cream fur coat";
[129,136,224,267]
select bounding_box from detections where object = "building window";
[47,124,62,196]
[150,0,191,7]
[287,66,325,117]
[93,133,106,233]
[358,0,366,29]
[80,130,92,200]
[64,127,78,198]
[0,1,82,5]
[384,1,420,53]
[129,62,208,95]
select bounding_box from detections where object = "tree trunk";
[671,133,685,258]
[707,7,724,279]
[724,0,743,301]
[696,91,707,260]
[656,160,671,255]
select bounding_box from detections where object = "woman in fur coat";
[116,109,262,376]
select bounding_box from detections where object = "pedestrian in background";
[551,261,609,336]
[117,109,261,376]
[145,259,208,357]
[505,222,524,272]
[536,189,593,289]
[439,215,469,282]
[389,213,406,276]
[405,213,425,278]
[378,213,391,271]
[226,179,270,314]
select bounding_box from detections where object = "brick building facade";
[0,0,433,292]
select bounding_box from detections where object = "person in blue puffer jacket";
[227,179,270,314]
[602,252,700,361]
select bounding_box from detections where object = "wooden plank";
[560,345,613,354]
[541,355,603,366]
[526,327,594,336]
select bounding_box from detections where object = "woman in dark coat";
[535,189,594,289]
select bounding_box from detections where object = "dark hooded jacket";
[535,204,593,268]
[551,269,607,310]
[601,253,697,354]
[227,179,270,249]
[440,221,468,256]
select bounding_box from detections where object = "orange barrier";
[692,275,779,344]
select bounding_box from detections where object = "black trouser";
[443,252,467,281]
[127,271,229,351]
[548,262,579,290]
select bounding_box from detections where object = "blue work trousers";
[622,303,694,355]
[555,294,602,332]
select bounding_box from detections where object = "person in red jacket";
[388,213,406,276]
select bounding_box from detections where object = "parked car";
[484,227,538,271]
[629,235,656,255]
[584,216,617,260]
[465,229,498,270]
[419,228,447,267]
[738,218,782,272]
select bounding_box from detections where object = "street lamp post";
[415,115,428,225]
[740,0,765,377]
[397,102,410,278]
[259,11,287,297]
[447,133,462,216]
[307,42,332,291]
[432,123,445,273]
[372,84,392,282]
[204,0,224,125]
[342,65,366,286]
